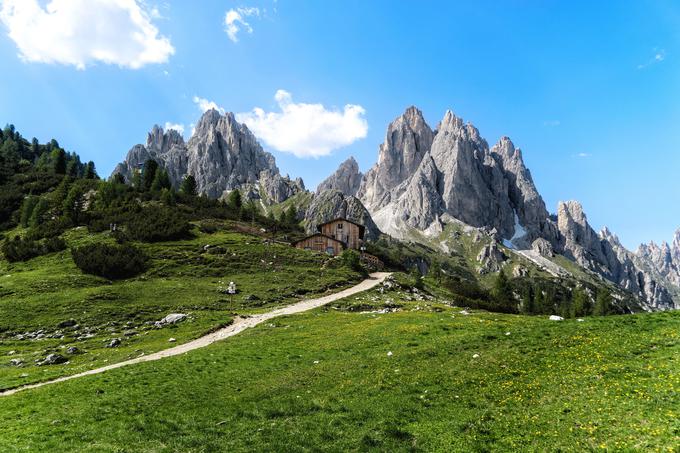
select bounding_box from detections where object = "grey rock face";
[304,189,381,240]
[259,170,306,204]
[476,242,506,274]
[358,108,557,247]
[637,229,680,288]
[112,110,302,202]
[316,157,363,196]
[532,238,554,257]
[556,201,675,310]
[357,106,434,211]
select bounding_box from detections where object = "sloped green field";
[0,287,677,452]
[0,224,362,390]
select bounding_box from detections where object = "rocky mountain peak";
[316,156,363,196]
[113,109,301,202]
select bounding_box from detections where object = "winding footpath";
[1,272,391,397]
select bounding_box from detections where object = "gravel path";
[1,272,391,397]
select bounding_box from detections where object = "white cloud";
[237,90,368,158]
[224,7,260,42]
[0,0,174,70]
[575,152,591,158]
[637,48,666,69]
[164,122,184,135]
[192,96,225,114]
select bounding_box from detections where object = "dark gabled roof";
[316,218,366,238]
[291,233,345,247]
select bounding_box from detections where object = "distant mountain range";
[113,107,679,311]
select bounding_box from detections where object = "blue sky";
[0,0,679,249]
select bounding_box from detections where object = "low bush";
[1,235,66,262]
[126,207,192,242]
[71,243,148,280]
[25,218,70,241]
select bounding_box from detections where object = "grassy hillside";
[0,221,363,390]
[0,282,677,451]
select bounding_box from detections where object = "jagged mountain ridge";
[113,106,678,311]
[324,106,676,310]
[113,109,304,203]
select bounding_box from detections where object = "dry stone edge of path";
[0,272,391,397]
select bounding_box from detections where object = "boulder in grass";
[549,315,564,321]
[155,313,188,328]
[38,354,68,366]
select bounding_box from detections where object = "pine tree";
[284,206,297,226]
[63,184,85,224]
[410,266,424,290]
[84,161,97,179]
[572,287,588,317]
[20,196,39,227]
[429,258,442,283]
[521,284,534,314]
[151,169,171,192]
[594,289,612,316]
[142,159,158,191]
[180,175,198,196]
[29,198,50,228]
[112,173,126,185]
[52,149,66,174]
[227,190,242,213]
[492,269,513,310]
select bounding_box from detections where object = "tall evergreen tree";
[142,159,159,191]
[52,149,66,174]
[29,198,50,228]
[572,287,589,317]
[84,161,97,179]
[227,189,242,212]
[594,289,612,316]
[20,196,39,227]
[180,175,198,196]
[492,269,513,310]
[151,169,171,192]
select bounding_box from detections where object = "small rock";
[123,330,137,337]
[577,318,585,322]
[7,350,16,355]
[38,354,68,366]
[505,332,511,336]
[472,354,480,359]
[9,358,23,366]
[107,338,121,348]
[387,351,393,357]
[549,315,564,321]
[313,360,320,364]
[168,338,176,342]
[66,347,80,355]
[57,319,78,328]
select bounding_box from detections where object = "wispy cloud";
[0,0,174,69]
[543,120,560,127]
[237,90,368,158]
[637,48,666,69]
[192,96,225,114]
[573,152,591,158]
[224,7,260,43]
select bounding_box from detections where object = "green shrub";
[1,235,66,262]
[126,207,192,242]
[71,243,148,280]
[341,249,365,274]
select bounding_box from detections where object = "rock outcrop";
[637,229,680,288]
[304,189,381,240]
[354,106,677,310]
[477,242,506,274]
[556,201,675,310]
[358,107,558,246]
[112,110,303,202]
[316,157,362,196]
